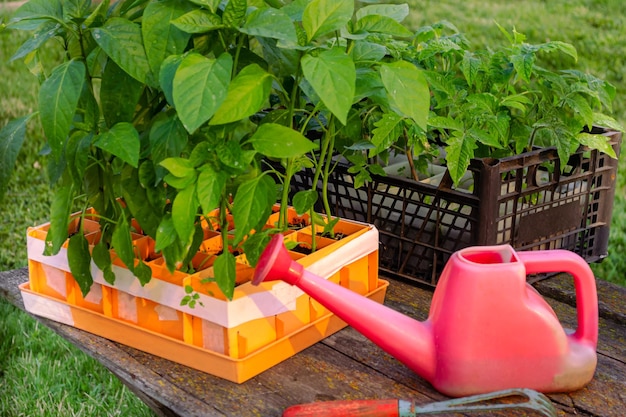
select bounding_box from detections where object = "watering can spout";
[255,235,599,397]
[252,234,437,382]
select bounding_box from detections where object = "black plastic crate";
[291,129,622,288]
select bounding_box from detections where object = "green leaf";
[351,41,387,64]
[500,93,533,112]
[149,112,188,180]
[143,0,192,79]
[511,52,534,83]
[445,131,477,185]
[564,93,594,129]
[63,0,91,19]
[495,22,514,45]
[428,115,462,131]
[354,67,385,102]
[293,190,318,215]
[301,47,355,125]
[84,0,110,28]
[172,8,223,33]
[66,131,93,188]
[187,0,221,13]
[216,139,249,171]
[214,251,236,300]
[232,174,276,245]
[592,113,625,133]
[100,60,144,127]
[468,127,504,149]
[249,123,317,158]
[379,61,429,131]
[121,173,161,238]
[39,59,86,161]
[0,115,34,201]
[68,233,93,296]
[197,167,227,214]
[344,141,375,151]
[280,0,308,20]
[258,37,299,77]
[92,17,152,85]
[165,171,196,189]
[223,0,247,28]
[75,80,100,132]
[355,3,409,22]
[44,181,74,256]
[552,128,575,168]
[160,157,196,178]
[460,51,481,87]
[173,53,233,133]
[578,132,617,159]
[112,213,136,269]
[369,112,404,157]
[159,55,183,107]
[94,122,140,167]
[155,214,177,253]
[172,185,199,249]
[241,231,272,267]
[134,260,153,286]
[240,7,297,44]
[162,239,184,272]
[302,0,353,42]
[354,15,413,37]
[422,70,456,99]
[9,0,63,31]
[92,241,115,285]
[542,40,578,62]
[10,21,60,62]
[210,64,272,125]
[140,162,168,210]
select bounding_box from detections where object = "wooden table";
[1,268,625,417]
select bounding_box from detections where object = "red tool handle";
[282,399,400,417]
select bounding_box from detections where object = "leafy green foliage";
[3,0,620,302]
[301,47,356,125]
[409,24,623,184]
[67,232,94,295]
[173,52,232,133]
[92,18,153,85]
[302,0,353,41]
[38,60,85,161]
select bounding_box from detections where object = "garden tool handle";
[517,250,598,348]
[282,399,400,417]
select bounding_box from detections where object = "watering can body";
[253,236,598,397]
[427,246,598,396]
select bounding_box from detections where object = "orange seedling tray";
[20,280,389,383]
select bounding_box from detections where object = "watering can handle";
[517,250,598,348]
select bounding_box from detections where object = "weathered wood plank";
[2,268,625,417]
[324,279,626,417]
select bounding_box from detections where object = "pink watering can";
[253,235,598,397]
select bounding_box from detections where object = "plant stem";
[404,128,419,181]
[309,207,316,253]
[278,158,294,231]
[279,53,304,230]
[219,195,229,255]
[321,125,335,220]
[232,34,244,76]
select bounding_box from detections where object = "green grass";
[0,301,155,417]
[0,14,155,417]
[0,1,625,415]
